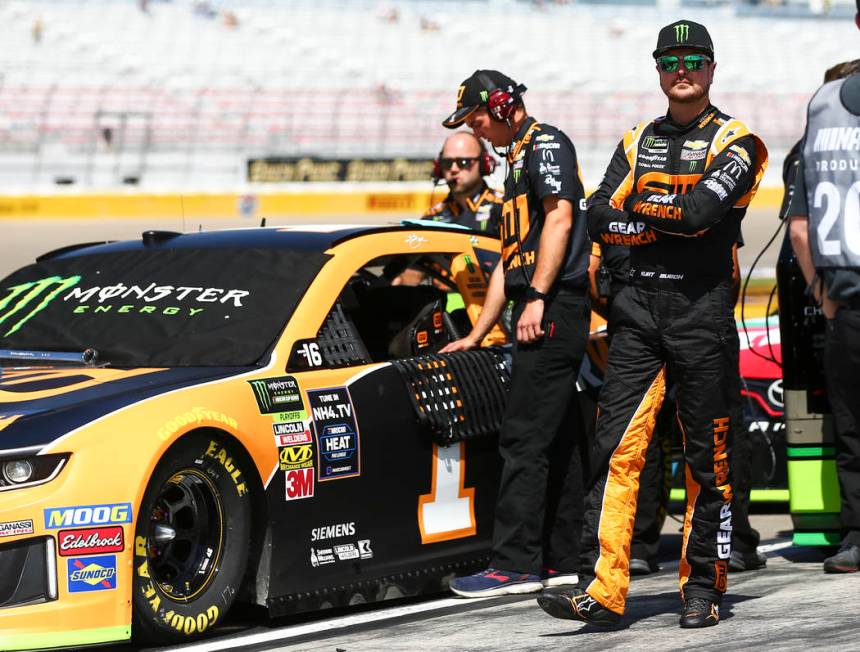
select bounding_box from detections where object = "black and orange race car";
[0,223,517,649]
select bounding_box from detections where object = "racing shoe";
[449,568,543,598]
[729,549,767,572]
[823,544,860,573]
[541,568,580,588]
[679,597,720,628]
[536,588,621,626]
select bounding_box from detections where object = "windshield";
[0,247,329,367]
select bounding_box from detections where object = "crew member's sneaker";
[541,568,580,588]
[449,568,543,597]
[629,557,659,576]
[823,544,860,573]
[729,549,767,572]
[679,597,720,628]
[536,588,621,626]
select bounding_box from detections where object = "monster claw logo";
[674,23,689,42]
[479,90,489,103]
[0,276,82,336]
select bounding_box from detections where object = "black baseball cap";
[653,20,714,59]
[442,69,526,128]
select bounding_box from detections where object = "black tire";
[132,432,252,643]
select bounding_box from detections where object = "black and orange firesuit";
[580,105,767,613]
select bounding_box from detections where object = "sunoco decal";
[0,519,34,538]
[67,555,118,592]
[58,526,125,557]
[307,387,361,481]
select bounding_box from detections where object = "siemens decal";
[44,502,133,529]
[311,522,356,541]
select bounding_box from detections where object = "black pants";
[580,281,738,614]
[824,307,860,547]
[490,289,590,575]
[632,386,760,560]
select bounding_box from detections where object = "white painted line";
[171,595,497,651]
[758,540,794,554]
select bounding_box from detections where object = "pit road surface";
[124,514,860,652]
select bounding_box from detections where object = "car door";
[262,230,503,613]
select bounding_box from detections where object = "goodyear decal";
[44,503,132,530]
[67,555,118,592]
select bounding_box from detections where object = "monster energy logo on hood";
[674,24,689,42]
[0,275,81,336]
[0,275,251,336]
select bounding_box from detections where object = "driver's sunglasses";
[439,157,478,171]
[656,54,711,73]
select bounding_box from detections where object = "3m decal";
[58,526,124,557]
[273,421,312,447]
[67,555,118,592]
[249,376,305,416]
[0,275,81,336]
[279,444,314,471]
[308,387,361,481]
[285,468,314,500]
[417,442,476,544]
[0,519,34,538]
[44,503,132,529]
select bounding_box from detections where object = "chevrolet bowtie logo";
[674,24,689,42]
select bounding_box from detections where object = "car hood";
[0,365,250,453]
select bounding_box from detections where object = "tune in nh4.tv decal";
[44,503,133,529]
[57,526,125,557]
[66,555,118,593]
[307,387,361,481]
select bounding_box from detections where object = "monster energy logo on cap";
[674,23,689,42]
[0,275,81,336]
[480,90,489,103]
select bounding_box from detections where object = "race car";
[0,224,515,649]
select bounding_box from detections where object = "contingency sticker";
[307,387,361,481]
[0,519,34,538]
[248,376,307,422]
[67,555,118,592]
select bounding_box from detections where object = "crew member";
[538,21,767,628]
[427,131,502,234]
[439,70,592,596]
[788,13,860,573]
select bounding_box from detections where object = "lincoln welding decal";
[67,555,118,592]
[307,387,361,481]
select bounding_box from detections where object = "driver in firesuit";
[536,20,767,629]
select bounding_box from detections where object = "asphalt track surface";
[115,513,860,652]
[0,206,785,281]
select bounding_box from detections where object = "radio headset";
[474,72,535,289]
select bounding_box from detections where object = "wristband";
[525,286,548,302]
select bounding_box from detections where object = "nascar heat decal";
[307,387,361,481]
[67,555,118,592]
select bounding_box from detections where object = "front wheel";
[132,433,252,643]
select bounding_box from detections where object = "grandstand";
[0,0,856,188]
